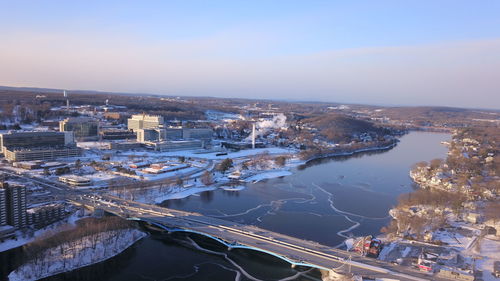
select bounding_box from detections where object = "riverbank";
[304,140,398,164]
[8,228,146,281]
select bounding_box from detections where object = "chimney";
[252,123,256,149]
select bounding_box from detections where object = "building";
[12,161,43,170]
[164,127,213,141]
[106,141,142,150]
[146,140,203,152]
[182,128,213,141]
[127,114,164,131]
[0,187,7,226]
[99,129,136,140]
[0,131,80,162]
[59,117,99,141]
[136,128,166,142]
[0,131,72,151]
[1,182,27,229]
[4,146,82,162]
[27,203,66,228]
[165,128,184,140]
[58,175,92,186]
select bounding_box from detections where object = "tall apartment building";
[59,117,99,141]
[1,182,27,228]
[127,114,164,131]
[0,187,7,226]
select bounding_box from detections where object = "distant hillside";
[302,114,388,142]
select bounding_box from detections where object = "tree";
[429,158,443,170]
[485,202,500,223]
[217,158,233,173]
[176,177,184,187]
[75,159,82,170]
[43,167,50,176]
[201,171,213,186]
[178,156,186,163]
[274,156,287,167]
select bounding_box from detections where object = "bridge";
[71,194,440,281]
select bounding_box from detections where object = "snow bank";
[8,228,146,281]
[220,185,246,191]
[245,170,292,183]
[152,186,216,203]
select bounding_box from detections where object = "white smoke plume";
[246,113,287,141]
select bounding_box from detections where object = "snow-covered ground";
[473,236,500,281]
[121,147,295,160]
[8,228,146,281]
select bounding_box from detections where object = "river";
[0,132,450,281]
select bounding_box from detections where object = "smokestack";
[64,90,69,113]
[252,123,256,149]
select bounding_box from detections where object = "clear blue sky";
[1,0,499,108]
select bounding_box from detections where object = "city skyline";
[1,0,499,109]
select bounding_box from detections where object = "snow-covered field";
[8,228,146,281]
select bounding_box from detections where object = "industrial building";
[127,114,165,131]
[59,117,99,141]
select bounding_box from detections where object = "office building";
[164,127,213,141]
[147,140,203,152]
[0,131,71,151]
[127,114,164,131]
[0,131,80,162]
[1,182,27,229]
[106,141,142,150]
[136,129,166,142]
[182,128,213,140]
[99,129,136,140]
[59,117,99,141]
[4,147,82,162]
[165,128,184,140]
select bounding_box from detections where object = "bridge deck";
[73,195,442,281]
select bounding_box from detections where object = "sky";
[0,0,499,109]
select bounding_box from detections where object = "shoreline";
[304,141,398,164]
